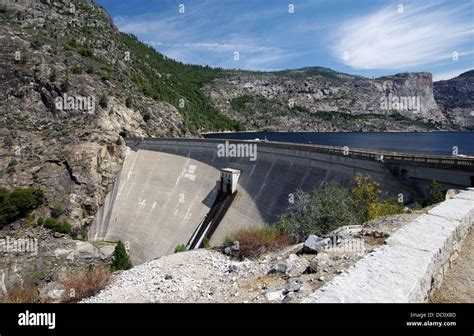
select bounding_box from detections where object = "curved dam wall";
[89,138,447,264]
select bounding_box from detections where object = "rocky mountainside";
[0,0,231,231]
[204,68,467,132]
[434,70,474,130]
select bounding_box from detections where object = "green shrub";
[50,201,64,218]
[20,52,28,64]
[174,244,186,253]
[41,217,72,234]
[111,240,133,271]
[50,68,58,81]
[276,175,405,244]
[99,93,108,109]
[71,65,82,74]
[410,202,423,211]
[143,111,152,122]
[0,188,44,228]
[79,46,93,58]
[61,74,70,91]
[202,237,211,248]
[422,180,445,206]
[85,64,94,74]
[367,199,404,220]
[222,236,235,247]
[125,96,133,108]
[351,175,382,222]
[276,183,358,243]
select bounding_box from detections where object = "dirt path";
[430,227,474,303]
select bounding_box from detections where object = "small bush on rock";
[367,199,405,220]
[0,188,44,228]
[50,201,64,218]
[231,227,289,259]
[174,244,187,253]
[40,217,72,234]
[2,283,47,303]
[60,266,111,303]
[422,180,445,206]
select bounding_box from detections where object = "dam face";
[89,139,471,264]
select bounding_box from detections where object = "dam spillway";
[89,138,474,264]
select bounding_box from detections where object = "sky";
[95,0,474,80]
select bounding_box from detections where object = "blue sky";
[95,0,473,80]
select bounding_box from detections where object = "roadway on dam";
[89,138,474,265]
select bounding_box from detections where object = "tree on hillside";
[111,240,132,271]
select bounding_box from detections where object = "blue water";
[203,131,474,156]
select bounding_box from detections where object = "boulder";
[309,258,319,273]
[264,290,284,302]
[228,264,239,273]
[47,289,65,301]
[286,254,309,277]
[224,241,240,256]
[272,254,309,277]
[272,259,289,273]
[303,235,331,253]
[282,291,296,303]
[284,281,301,294]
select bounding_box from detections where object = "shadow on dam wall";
[89,139,418,265]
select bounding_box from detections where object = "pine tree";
[111,240,133,271]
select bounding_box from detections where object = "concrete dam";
[89,138,474,264]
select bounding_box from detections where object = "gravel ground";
[82,212,422,303]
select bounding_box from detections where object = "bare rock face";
[434,70,474,129]
[204,69,458,132]
[0,0,185,229]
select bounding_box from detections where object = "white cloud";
[332,2,473,69]
[149,40,297,70]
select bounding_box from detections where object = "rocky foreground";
[0,221,115,301]
[83,212,421,303]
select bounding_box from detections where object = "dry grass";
[234,227,290,259]
[2,283,49,303]
[60,266,111,303]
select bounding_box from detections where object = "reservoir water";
[202,131,474,156]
